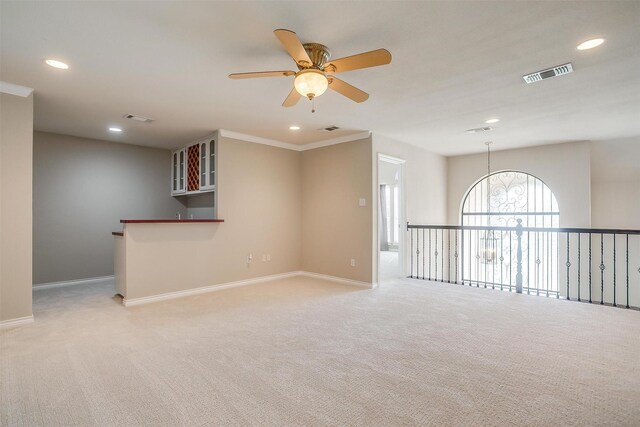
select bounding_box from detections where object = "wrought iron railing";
[407,220,640,309]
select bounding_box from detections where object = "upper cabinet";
[199,137,216,191]
[171,148,186,195]
[171,132,217,197]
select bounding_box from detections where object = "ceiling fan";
[229,29,392,108]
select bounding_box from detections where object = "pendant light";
[481,141,497,264]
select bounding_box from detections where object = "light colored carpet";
[1,276,639,426]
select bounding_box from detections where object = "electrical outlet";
[247,253,253,264]
[359,198,366,207]
[350,259,356,267]
[267,254,271,262]
[262,254,267,262]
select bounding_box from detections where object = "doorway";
[377,154,406,284]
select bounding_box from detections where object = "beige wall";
[33,131,188,285]
[591,137,640,229]
[447,141,592,227]
[301,138,373,283]
[122,136,302,299]
[0,92,33,322]
[373,135,447,224]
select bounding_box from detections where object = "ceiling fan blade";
[229,71,295,79]
[282,87,302,107]
[274,29,313,67]
[324,49,392,74]
[328,76,369,103]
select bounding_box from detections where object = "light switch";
[359,198,366,207]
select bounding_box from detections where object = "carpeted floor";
[1,276,639,426]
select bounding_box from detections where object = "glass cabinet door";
[200,143,207,187]
[179,150,185,191]
[172,153,178,191]
[209,139,215,187]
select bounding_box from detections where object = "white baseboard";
[33,275,114,291]
[122,271,300,307]
[298,271,373,288]
[122,271,372,307]
[0,315,34,329]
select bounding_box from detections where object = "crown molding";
[218,129,300,151]
[298,131,372,151]
[0,81,34,97]
[218,129,372,152]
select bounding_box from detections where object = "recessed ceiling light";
[289,125,300,130]
[485,118,500,124]
[45,59,69,69]
[109,127,123,133]
[577,38,605,50]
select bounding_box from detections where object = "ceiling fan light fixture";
[294,69,328,99]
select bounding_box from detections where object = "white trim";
[122,271,300,307]
[378,153,406,165]
[298,131,372,151]
[0,81,34,97]
[33,275,114,291]
[0,315,34,329]
[219,129,301,151]
[219,129,371,152]
[122,271,371,307]
[298,271,372,288]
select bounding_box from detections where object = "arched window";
[460,171,560,295]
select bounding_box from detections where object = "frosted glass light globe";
[294,69,328,99]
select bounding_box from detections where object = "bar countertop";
[120,219,224,224]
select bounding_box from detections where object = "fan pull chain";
[311,98,316,113]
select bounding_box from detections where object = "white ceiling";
[1,1,639,155]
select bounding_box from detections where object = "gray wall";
[33,131,187,285]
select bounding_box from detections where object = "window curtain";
[380,184,389,251]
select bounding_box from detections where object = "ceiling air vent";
[523,63,573,84]
[321,125,340,132]
[122,114,154,123]
[466,126,492,134]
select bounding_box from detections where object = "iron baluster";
[546,231,550,298]
[577,233,581,302]
[626,234,630,309]
[527,231,530,294]
[421,229,425,280]
[448,229,451,283]
[589,234,593,304]
[428,229,432,280]
[535,231,540,295]
[556,231,560,299]
[455,230,459,284]
[600,233,605,305]
[441,229,445,283]
[566,232,570,300]
[460,228,464,284]
[410,227,413,278]
[613,234,617,307]
[434,229,438,281]
[469,229,472,287]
